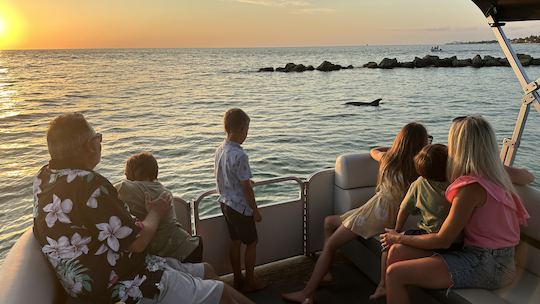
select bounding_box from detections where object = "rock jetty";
[258,54,540,72]
[362,53,539,69]
[259,61,352,72]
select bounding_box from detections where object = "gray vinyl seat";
[334,153,540,304]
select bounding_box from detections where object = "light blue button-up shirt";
[214,140,253,215]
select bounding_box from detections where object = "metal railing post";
[488,16,540,166]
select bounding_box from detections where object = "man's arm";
[128,191,172,253]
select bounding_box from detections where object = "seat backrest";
[173,197,192,234]
[515,185,540,277]
[333,153,379,214]
[0,229,62,304]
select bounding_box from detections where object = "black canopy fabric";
[472,0,540,22]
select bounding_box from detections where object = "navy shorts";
[220,204,258,244]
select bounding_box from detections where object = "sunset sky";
[1,0,540,50]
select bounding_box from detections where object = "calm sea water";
[1,45,539,264]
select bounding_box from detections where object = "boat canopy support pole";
[488,16,540,166]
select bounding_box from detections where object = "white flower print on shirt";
[43,194,73,228]
[42,235,80,261]
[67,233,91,259]
[65,170,90,183]
[96,216,133,252]
[117,275,146,302]
[95,244,121,266]
[42,236,66,264]
[86,187,101,208]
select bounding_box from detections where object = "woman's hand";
[380,228,402,251]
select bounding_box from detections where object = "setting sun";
[0,17,6,36]
[0,5,25,50]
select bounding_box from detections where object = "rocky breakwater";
[259,61,353,72]
[363,53,540,69]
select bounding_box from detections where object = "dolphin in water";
[345,98,381,107]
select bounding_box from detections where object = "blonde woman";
[380,116,532,304]
[282,122,429,303]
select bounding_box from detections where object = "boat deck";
[221,253,384,304]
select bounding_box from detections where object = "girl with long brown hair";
[282,122,428,303]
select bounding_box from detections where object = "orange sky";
[1,0,540,50]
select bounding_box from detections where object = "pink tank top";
[446,175,529,249]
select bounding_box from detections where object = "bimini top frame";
[472,0,540,166]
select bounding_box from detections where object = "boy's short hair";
[414,144,448,182]
[125,152,159,181]
[224,108,250,134]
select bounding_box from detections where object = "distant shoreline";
[448,35,540,45]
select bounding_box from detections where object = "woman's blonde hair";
[377,122,428,200]
[447,116,514,193]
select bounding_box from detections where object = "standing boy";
[215,108,266,292]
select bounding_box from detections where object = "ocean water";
[1,45,539,264]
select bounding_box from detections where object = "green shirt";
[115,180,199,261]
[400,176,450,233]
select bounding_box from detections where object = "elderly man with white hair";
[32,113,253,304]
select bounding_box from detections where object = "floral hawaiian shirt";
[33,161,165,303]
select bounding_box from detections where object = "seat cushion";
[335,153,378,189]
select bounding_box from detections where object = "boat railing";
[189,176,307,274]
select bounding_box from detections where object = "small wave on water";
[64,94,96,98]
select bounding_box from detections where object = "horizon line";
[0,42,475,52]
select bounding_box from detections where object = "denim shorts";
[438,245,516,289]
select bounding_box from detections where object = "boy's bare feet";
[244,278,267,293]
[281,291,312,303]
[369,284,386,300]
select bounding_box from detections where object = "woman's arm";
[382,183,486,250]
[370,147,389,162]
[505,166,535,185]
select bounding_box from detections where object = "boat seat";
[0,197,192,304]
[335,152,540,304]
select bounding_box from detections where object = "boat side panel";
[306,169,335,253]
[197,200,304,275]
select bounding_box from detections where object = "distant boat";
[431,46,443,52]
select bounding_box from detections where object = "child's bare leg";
[369,250,388,300]
[220,284,255,304]
[244,240,266,292]
[230,240,244,288]
[281,225,357,303]
[321,215,342,283]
